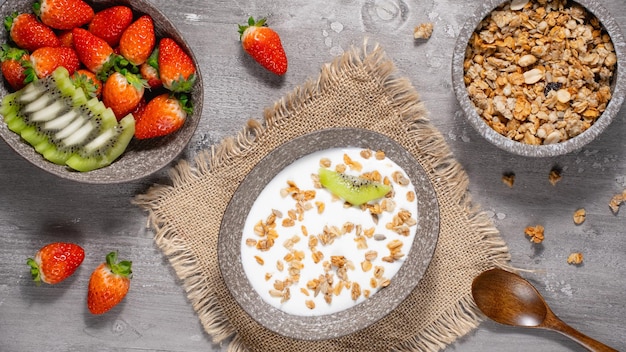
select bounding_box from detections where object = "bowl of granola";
[0,0,203,183]
[218,128,439,340]
[452,0,625,157]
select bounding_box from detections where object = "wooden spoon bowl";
[472,268,617,352]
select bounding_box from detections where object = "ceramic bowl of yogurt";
[218,128,439,340]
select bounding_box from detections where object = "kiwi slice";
[318,168,392,206]
[1,93,27,133]
[65,114,135,172]
[0,66,134,172]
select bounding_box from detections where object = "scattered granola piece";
[556,89,571,104]
[517,54,537,67]
[567,252,584,265]
[364,250,377,261]
[276,260,284,271]
[549,168,562,186]
[354,235,368,249]
[573,208,586,225]
[373,265,385,279]
[311,250,324,264]
[523,68,543,85]
[351,282,361,300]
[510,0,529,10]
[330,255,347,269]
[525,225,545,244]
[502,172,515,188]
[609,190,626,214]
[315,201,325,214]
[343,153,363,172]
[413,22,434,40]
[392,171,410,186]
[360,149,372,159]
[361,260,372,272]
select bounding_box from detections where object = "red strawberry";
[157,37,196,93]
[88,6,133,47]
[130,96,148,121]
[57,30,73,48]
[87,251,132,315]
[34,0,94,30]
[4,13,60,52]
[30,46,80,78]
[26,242,85,285]
[134,93,191,139]
[72,27,115,75]
[102,71,146,120]
[140,62,162,88]
[0,45,33,90]
[238,17,288,75]
[71,68,102,99]
[119,15,155,66]
[139,50,162,88]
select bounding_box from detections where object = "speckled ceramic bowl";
[218,128,440,340]
[452,0,625,157]
[0,0,203,183]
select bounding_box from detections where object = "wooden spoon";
[471,268,617,352]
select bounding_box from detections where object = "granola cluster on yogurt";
[463,0,617,145]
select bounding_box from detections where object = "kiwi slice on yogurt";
[0,66,135,172]
[318,167,392,206]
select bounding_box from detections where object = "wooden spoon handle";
[544,312,618,352]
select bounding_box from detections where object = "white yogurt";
[241,147,418,316]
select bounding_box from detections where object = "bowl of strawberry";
[0,0,203,183]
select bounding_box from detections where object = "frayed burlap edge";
[134,40,510,352]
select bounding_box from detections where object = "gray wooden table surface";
[1,0,625,351]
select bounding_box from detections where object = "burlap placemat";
[134,42,510,352]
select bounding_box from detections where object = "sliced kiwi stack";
[0,66,135,172]
[318,168,392,206]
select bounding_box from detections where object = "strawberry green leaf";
[174,92,193,115]
[26,258,42,285]
[71,71,99,98]
[105,251,132,279]
[147,47,159,70]
[0,44,23,61]
[238,16,268,39]
[32,2,42,17]
[4,12,18,33]
[168,73,196,93]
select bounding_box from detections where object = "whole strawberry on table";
[0,0,197,172]
[87,251,132,315]
[27,242,85,285]
[239,16,288,76]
